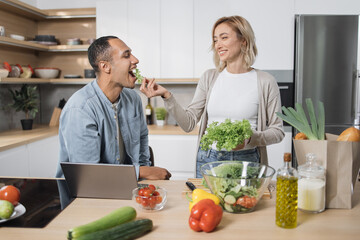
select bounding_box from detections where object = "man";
[56,36,171,180]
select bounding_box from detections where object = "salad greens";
[134,68,144,83]
[276,98,325,140]
[200,119,253,151]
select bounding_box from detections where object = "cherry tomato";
[138,188,144,196]
[141,197,149,207]
[136,196,142,204]
[0,185,20,206]
[155,196,163,204]
[143,189,152,198]
[148,184,156,192]
[152,191,160,196]
[148,196,156,208]
[236,195,257,209]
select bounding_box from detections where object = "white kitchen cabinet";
[194,0,294,76]
[27,135,59,178]
[0,136,59,178]
[160,0,194,78]
[149,134,198,180]
[267,131,293,179]
[0,145,29,177]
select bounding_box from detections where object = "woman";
[140,16,284,177]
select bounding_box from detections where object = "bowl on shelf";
[132,185,167,211]
[34,68,60,79]
[201,161,275,213]
[34,35,56,42]
[0,69,9,78]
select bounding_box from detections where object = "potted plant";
[155,107,167,126]
[9,84,39,130]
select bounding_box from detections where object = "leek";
[276,98,325,140]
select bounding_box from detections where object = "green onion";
[276,98,325,140]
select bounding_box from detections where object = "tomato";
[148,184,156,192]
[236,196,257,209]
[143,189,152,198]
[0,185,20,206]
[138,188,144,196]
[155,196,162,204]
[136,196,142,204]
[3,62,12,72]
[141,198,149,207]
[148,196,156,208]
[152,191,160,196]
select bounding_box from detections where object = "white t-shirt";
[207,68,258,149]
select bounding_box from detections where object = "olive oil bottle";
[276,153,298,228]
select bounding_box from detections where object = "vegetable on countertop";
[336,127,360,142]
[68,206,136,239]
[186,188,220,212]
[200,118,253,151]
[71,219,153,240]
[276,98,325,140]
[188,199,223,233]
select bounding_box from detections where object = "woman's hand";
[140,78,171,99]
[232,139,250,151]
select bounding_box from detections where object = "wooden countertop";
[0,125,198,152]
[0,180,359,239]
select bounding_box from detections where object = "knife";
[186,181,196,191]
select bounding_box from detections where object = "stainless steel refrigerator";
[294,15,359,135]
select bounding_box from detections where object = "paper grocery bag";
[294,133,360,209]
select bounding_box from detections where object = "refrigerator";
[294,15,359,135]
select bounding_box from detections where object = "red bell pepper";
[188,198,223,233]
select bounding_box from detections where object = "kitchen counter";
[0,125,198,152]
[1,180,359,239]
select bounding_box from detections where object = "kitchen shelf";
[0,78,199,85]
[0,0,96,20]
[0,36,89,52]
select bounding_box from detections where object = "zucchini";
[68,206,136,239]
[73,219,153,240]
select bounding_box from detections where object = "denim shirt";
[55,80,150,178]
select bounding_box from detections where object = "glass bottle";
[276,153,298,228]
[298,153,326,213]
[145,98,153,125]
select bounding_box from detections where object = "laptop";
[60,162,138,200]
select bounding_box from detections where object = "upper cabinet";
[97,0,295,79]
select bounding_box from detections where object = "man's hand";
[140,78,171,99]
[139,166,172,180]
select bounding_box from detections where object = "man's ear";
[99,61,111,74]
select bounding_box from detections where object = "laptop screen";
[60,162,138,200]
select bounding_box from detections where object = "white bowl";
[34,68,60,79]
[0,69,9,78]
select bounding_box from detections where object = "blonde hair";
[211,16,257,71]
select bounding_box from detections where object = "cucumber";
[68,206,136,239]
[73,219,153,240]
[224,194,236,204]
[224,203,234,213]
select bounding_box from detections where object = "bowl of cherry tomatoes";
[132,184,167,211]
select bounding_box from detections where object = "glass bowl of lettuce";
[201,161,275,213]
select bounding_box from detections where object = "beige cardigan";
[164,68,284,165]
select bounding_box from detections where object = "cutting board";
[182,178,273,199]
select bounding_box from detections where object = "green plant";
[8,84,39,119]
[155,107,167,120]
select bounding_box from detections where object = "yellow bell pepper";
[188,189,220,211]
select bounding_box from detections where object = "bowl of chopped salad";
[201,161,275,213]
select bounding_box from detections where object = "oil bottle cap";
[283,153,291,162]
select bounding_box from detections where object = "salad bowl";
[201,161,275,213]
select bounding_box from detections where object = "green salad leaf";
[134,68,144,83]
[200,119,253,151]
